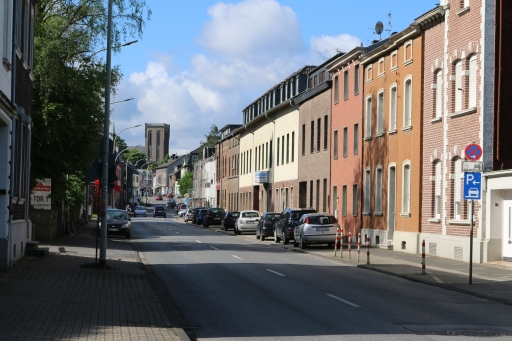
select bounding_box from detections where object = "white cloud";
[310,34,362,62]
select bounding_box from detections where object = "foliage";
[112,134,128,153]
[30,0,151,213]
[178,172,193,196]
[200,124,221,148]
[66,174,86,220]
[124,149,147,168]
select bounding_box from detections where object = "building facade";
[145,123,170,163]
[216,124,241,211]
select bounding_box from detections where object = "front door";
[387,166,396,241]
[503,200,512,261]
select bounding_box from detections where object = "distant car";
[166,199,176,209]
[256,212,280,241]
[184,208,194,223]
[153,205,166,218]
[196,209,207,225]
[293,213,339,249]
[155,193,163,200]
[234,210,260,235]
[177,203,187,211]
[167,193,174,198]
[203,207,226,227]
[274,208,317,244]
[133,206,147,217]
[101,209,131,239]
[192,207,207,224]
[178,208,187,217]
[221,211,239,231]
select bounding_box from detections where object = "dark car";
[196,209,207,225]
[103,209,131,239]
[203,207,226,227]
[192,207,207,224]
[256,212,280,241]
[166,199,176,209]
[153,205,167,218]
[274,208,317,244]
[221,211,239,231]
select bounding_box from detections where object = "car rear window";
[291,210,316,220]
[242,212,259,218]
[210,208,225,215]
[155,207,164,211]
[107,211,127,220]
[308,216,336,224]
[227,212,240,218]
[266,214,280,221]
[136,206,145,210]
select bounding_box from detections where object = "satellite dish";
[375,21,384,36]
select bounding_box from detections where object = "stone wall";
[30,209,59,241]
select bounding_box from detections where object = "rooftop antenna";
[374,21,384,41]
[386,12,392,37]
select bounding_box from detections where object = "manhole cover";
[446,330,505,337]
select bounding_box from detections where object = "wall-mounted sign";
[31,178,51,210]
[255,171,268,183]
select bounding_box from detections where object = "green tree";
[178,172,193,196]
[200,124,221,148]
[124,149,147,168]
[30,0,151,213]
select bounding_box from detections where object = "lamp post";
[112,124,141,153]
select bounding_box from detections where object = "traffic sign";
[462,161,483,172]
[465,143,482,161]
[184,193,189,198]
[463,172,481,200]
[184,198,189,204]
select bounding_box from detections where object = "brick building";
[145,123,169,163]
[215,124,241,210]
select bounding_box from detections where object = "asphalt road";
[131,206,512,341]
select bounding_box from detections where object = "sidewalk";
[186,216,512,306]
[0,218,190,341]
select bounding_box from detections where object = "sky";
[110,0,437,154]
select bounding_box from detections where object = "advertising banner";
[31,178,51,210]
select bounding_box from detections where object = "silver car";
[133,206,147,217]
[293,213,339,249]
[234,210,260,235]
[184,208,194,223]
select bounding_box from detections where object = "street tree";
[178,172,193,197]
[200,124,221,148]
[124,149,147,168]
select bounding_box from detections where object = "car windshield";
[266,214,280,221]
[308,216,336,224]
[292,210,315,220]
[135,206,145,210]
[107,211,127,220]
[242,212,259,218]
[155,207,164,211]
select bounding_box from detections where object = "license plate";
[108,228,119,231]
[247,220,256,224]
[215,218,220,220]
[316,227,329,232]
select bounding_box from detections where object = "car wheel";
[234,224,238,235]
[261,234,266,241]
[126,231,131,239]
[283,231,289,245]
[145,214,147,217]
[221,222,224,230]
[256,228,260,239]
[300,235,307,249]
[293,237,299,247]
[204,221,208,228]
[274,229,280,243]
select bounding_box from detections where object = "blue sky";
[110,0,436,154]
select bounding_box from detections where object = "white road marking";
[196,240,202,243]
[266,269,285,277]
[432,275,443,283]
[232,255,242,260]
[326,294,360,308]
[210,246,218,250]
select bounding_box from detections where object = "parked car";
[183,208,194,223]
[155,193,163,200]
[133,206,147,217]
[177,203,187,212]
[196,209,207,225]
[166,199,176,209]
[153,205,166,218]
[293,213,339,249]
[192,207,207,224]
[256,212,280,241]
[234,210,260,235]
[101,209,131,239]
[178,208,187,217]
[274,208,317,244]
[203,207,226,227]
[167,193,174,198]
[221,211,239,231]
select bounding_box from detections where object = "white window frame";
[365,95,373,137]
[434,161,441,219]
[378,57,385,76]
[455,60,462,112]
[377,90,384,135]
[366,65,373,82]
[389,85,397,131]
[390,50,398,70]
[404,40,413,64]
[3,0,11,68]
[375,166,383,213]
[435,70,443,118]
[468,54,477,109]
[364,168,371,213]
[403,76,413,128]
[402,161,411,214]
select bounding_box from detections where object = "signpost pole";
[469,199,474,285]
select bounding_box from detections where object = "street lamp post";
[112,124,141,153]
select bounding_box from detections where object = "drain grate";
[446,330,505,337]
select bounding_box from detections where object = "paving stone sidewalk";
[0,219,188,341]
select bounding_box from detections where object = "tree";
[31,0,151,213]
[124,149,147,168]
[178,172,193,197]
[200,124,221,148]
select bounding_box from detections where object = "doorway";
[503,200,512,261]
[387,166,396,241]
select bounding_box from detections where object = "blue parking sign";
[463,172,481,200]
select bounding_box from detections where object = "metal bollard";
[348,231,352,260]
[366,236,370,265]
[421,239,426,275]
[340,227,344,258]
[357,232,361,262]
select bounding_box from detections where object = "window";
[454,158,462,219]
[15,0,21,51]
[354,64,360,95]
[364,169,371,213]
[342,185,347,216]
[309,77,312,89]
[269,140,273,168]
[334,76,339,104]
[366,66,373,82]
[314,76,318,87]
[344,70,349,100]
[3,0,11,67]
[333,130,338,160]
[455,60,462,112]
[281,135,285,165]
[310,180,314,208]
[353,123,359,155]
[402,163,411,213]
[365,96,372,137]
[435,70,442,118]
[434,161,441,219]
[390,86,397,130]
[468,54,477,108]
[302,124,306,156]
[291,132,295,162]
[266,142,268,169]
[249,149,252,172]
[463,0,469,7]
[286,134,290,164]
[277,138,280,166]
[377,91,384,134]
[317,118,321,152]
[319,71,325,83]
[352,184,358,216]
[324,116,328,150]
[311,121,315,153]
[404,41,413,62]
[404,79,412,127]
[332,186,338,216]
[343,127,348,157]
[375,167,383,213]
[378,58,385,76]
[390,51,398,69]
